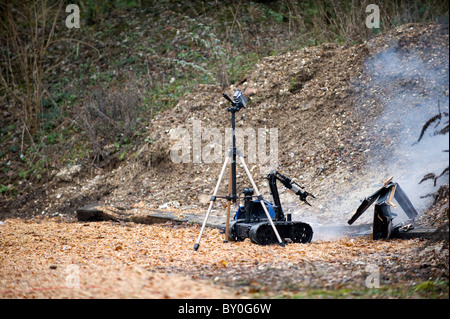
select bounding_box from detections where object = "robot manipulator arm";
[287,183,315,206]
[268,171,316,206]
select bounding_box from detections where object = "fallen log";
[391,228,449,240]
[75,204,185,225]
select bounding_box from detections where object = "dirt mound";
[2,22,448,230]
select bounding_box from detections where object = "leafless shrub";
[76,85,145,167]
[418,101,449,206]
[417,101,449,143]
[0,0,63,133]
[420,168,450,187]
[280,0,448,43]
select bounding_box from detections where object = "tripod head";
[222,89,247,113]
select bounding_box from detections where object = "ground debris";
[0,218,448,298]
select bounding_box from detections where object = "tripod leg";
[194,155,230,251]
[224,163,233,242]
[237,155,285,247]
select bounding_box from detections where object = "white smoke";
[363,47,449,214]
[294,31,449,238]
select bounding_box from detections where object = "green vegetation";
[0,0,448,197]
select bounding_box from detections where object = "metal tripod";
[193,91,284,251]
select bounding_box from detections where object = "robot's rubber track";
[247,221,313,245]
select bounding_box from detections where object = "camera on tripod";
[222,89,247,111]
